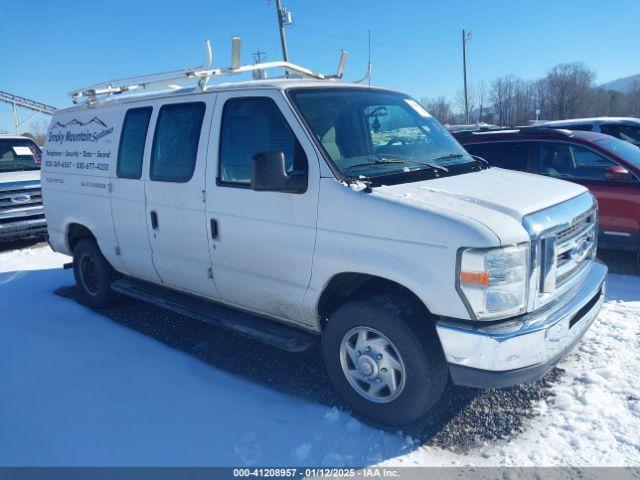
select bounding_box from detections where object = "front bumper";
[436,261,607,388]
[0,216,47,241]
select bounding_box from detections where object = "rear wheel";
[73,238,115,308]
[322,294,448,426]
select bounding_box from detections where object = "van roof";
[57,78,389,113]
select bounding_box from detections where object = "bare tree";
[420,96,456,124]
[421,61,638,125]
[491,75,517,126]
[543,62,595,119]
[625,81,640,117]
[476,81,489,123]
[22,120,49,146]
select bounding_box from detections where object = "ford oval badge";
[10,194,31,204]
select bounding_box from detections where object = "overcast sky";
[1,0,639,133]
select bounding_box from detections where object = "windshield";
[0,139,41,172]
[593,135,640,171]
[288,88,475,180]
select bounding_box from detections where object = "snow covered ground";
[0,245,638,467]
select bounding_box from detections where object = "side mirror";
[604,165,632,182]
[250,151,306,193]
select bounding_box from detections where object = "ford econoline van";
[42,49,607,426]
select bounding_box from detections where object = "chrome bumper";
[436,261,607,388]
[0,216,47,241]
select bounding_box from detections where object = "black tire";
[73,238,115,308]
[322,293,448,426]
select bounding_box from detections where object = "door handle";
[150,210,159,230]
[210,218,218,239]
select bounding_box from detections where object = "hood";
[0,169,41,185]
[373,168,587,243]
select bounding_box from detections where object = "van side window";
[150,102,205,182]
[218,97,307,186]
[117,107,152,179]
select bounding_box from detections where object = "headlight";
[457,243,530,320]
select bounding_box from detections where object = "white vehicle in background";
[444,122,502,133]
[41,40,607,426]
[540,117,640,146]
[0,135,47,242]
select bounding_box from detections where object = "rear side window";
[150,102,205,182]
[465,142,529,171]
[117,107,152,179]
[218,97,307,186]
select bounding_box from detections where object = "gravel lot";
[56,284,562,453]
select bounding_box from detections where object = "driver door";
[204,91,320,324]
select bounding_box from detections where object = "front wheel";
[73,238,115,308]
[322,294,448,426]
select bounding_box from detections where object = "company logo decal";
[48,116,113,145]
[51,117,108,129]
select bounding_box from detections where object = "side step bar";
[111,278,317,352]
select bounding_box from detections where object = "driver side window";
[218,97,308,186]
[539,142,617,181]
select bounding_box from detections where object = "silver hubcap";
[339,326,406,403]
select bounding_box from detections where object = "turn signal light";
[460,271,490,287]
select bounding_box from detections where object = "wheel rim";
[339,326,406,403]
[78,253,99,296]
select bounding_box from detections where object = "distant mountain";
[600,73,640,93]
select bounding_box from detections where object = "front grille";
[556,214,589,244]
[0,188,43,209]
[554,211,596,286]
[524,193,598,311]
[0,213,45,226]
[0,184,44,221]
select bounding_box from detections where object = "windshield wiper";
[418,161,449,173]
[346,158,405,169]
[428,153,465,162]
[471,155,491,168]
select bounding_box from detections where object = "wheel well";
[67,223,95,252]
[317,273,431,328]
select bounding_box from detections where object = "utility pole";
[274,0,291,62]
[462,29,472,124]
[12,102,20,135]
[252,51,268,79]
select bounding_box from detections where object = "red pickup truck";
[455,127,640,252]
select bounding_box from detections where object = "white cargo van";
[42,46,607,426]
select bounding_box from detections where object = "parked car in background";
[539,117,640,147]
[455,127,640,252]
[445,122,502,133]
[0,135,46,242]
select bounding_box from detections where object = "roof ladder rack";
[69,37,351,105]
